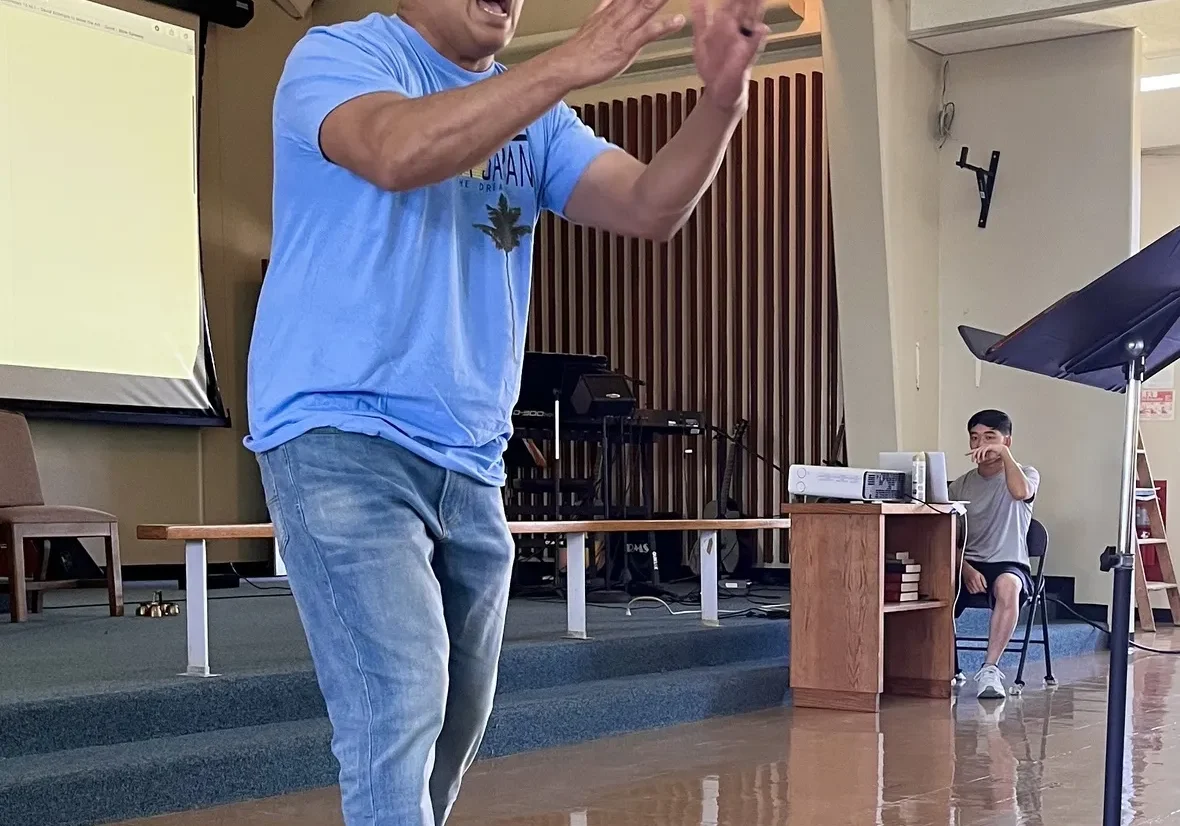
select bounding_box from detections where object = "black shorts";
[955,561,1033,618]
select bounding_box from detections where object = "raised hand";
[553,0,687,90]
[691,0,769,111]
[967,444,1008,465]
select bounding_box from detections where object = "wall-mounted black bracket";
[956,148,1000,228]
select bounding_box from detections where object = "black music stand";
[959,225,1180,826]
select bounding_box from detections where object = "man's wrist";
[699,88,749,120]
[523,48,579,100]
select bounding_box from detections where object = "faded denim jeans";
[258,429,514,826]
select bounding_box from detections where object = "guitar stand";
[588,416,631,605]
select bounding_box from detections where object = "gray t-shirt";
[948,465,1040,567]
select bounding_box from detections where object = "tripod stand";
[1098,342,1143,826]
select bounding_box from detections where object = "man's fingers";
[729,0,767,26]
[689,0,710,31]
[734,22,770,55]
[620,0,674,31]
[594,0,643,22]
[632,13,686,47]
[715,22,769,75]
[715,0,765,32]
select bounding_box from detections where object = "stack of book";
[885,552,922,603]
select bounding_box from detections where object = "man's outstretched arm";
[315,0,686,192]
[565,0,770,241]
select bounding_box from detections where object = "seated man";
[949,409,1040,700]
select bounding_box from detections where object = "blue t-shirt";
[246,14,612,485]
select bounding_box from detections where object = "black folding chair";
[954,518,1057,695]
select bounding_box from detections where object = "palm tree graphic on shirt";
[474,193,531,355]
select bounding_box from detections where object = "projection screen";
[0,0,227,425]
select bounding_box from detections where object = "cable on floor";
[228,564,292,593]
[1049,596,1180,655]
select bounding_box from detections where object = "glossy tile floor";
[117,640,1180,826]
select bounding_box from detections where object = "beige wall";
[822,0,943,464]
[873,0,943,454]
[1139,154,1180,584]
[1140,155,1180,247]
[937,31,1140,607]
[32,0,310,565]
[907,0,1128,34]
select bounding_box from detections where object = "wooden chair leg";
[30,539,50,614]
[106,524,124,618]
[8,526,28,623]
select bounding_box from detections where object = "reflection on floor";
[115,636,1180,826]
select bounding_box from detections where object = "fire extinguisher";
[1137,502,1152,539]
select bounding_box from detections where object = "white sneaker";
[975,664,1006,700]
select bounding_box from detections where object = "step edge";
[0,659,792,784]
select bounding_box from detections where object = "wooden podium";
[782,503,958,713]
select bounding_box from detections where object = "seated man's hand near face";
[963,563,988,595]
[968,443,1008,465]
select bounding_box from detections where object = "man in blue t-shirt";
[247,1,770,823]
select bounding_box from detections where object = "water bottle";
[911,452,927,504]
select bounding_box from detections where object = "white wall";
[938,30,1140,607]
[874,1,943,452]
[822,0,943,464]
[1142,87,1180,151]
[909,0,1139,34]
[1141,155,1180,244]
[822,0,899,462]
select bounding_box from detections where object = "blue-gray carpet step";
[954,609,1105,676]
[496,621,789,694]
[481,657,790,758]
[0,659,790,826]
[0,622,788,760]
[0,719,335,826]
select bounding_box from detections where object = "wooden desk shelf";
[782,502,958,713]
[882,598,949,614]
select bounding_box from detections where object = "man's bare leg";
[975,573,1023,700]
[986,574,1023,665]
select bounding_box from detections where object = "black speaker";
[571,372,636,417]
[156,0,254,28]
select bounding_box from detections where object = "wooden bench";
[137,518,791,677]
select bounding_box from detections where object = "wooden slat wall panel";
[528,72,840,566]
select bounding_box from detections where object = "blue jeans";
[258,430,514,826]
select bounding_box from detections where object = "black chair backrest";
[1027,518,1048,560]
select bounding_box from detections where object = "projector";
[788,465,908,502]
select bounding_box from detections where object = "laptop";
[877,451,952,505]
